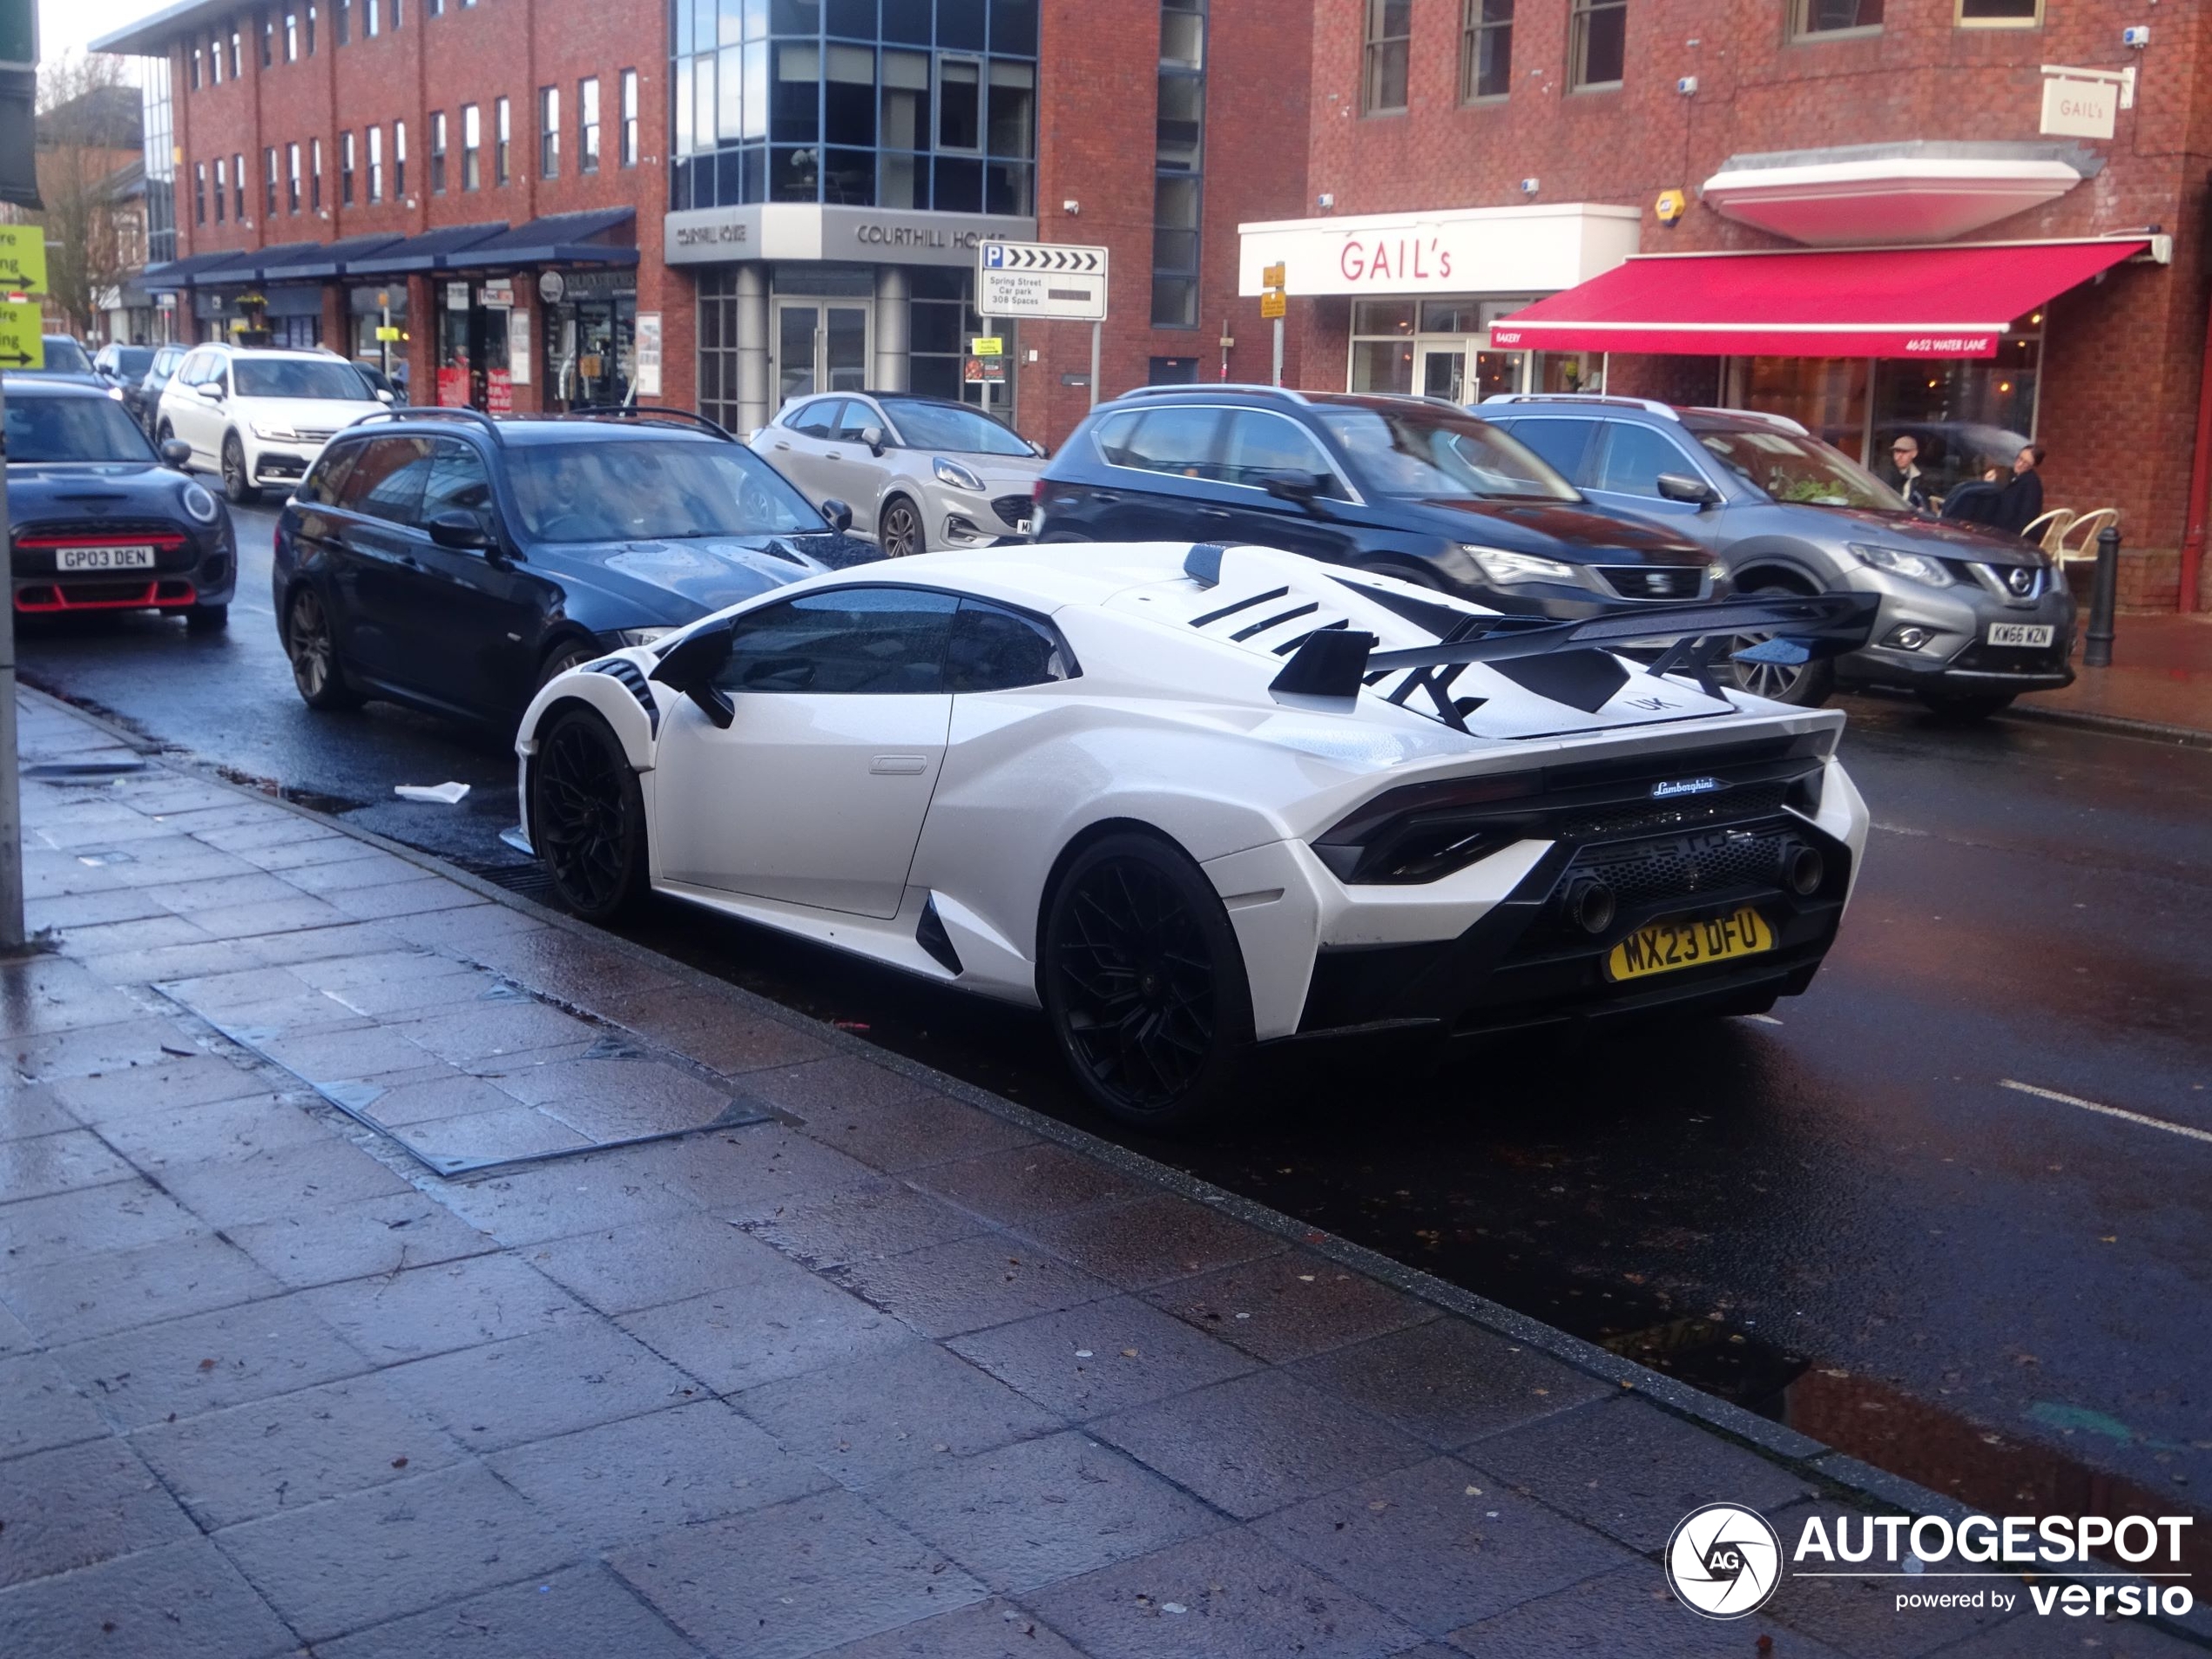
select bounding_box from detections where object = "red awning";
[1489,239,2150,360]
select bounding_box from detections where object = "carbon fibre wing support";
[1267,591,1880,725]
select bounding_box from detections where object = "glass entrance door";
[772,300,871,406]
[1414,341,1527,408]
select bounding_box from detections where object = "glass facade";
[1150,0,1204,328]
[670,0,1040,213]
[142,67,178,267]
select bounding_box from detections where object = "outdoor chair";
[2020,508,2075,556]
[2057,508,2118,563]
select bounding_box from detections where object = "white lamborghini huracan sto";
[515,543,1875,1128]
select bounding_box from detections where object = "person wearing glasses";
[1880,432,1932,511]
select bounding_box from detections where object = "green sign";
[0,225,45,293]
[0,300,43,368]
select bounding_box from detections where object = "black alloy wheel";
[286,587,361,710]
[532,707,649,924]
[1042,832,1254,1131]
[221,433,260,505]
[880,497,925,558]
[1726,584,1836,707]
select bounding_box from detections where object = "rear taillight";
[1032,478,1048,502]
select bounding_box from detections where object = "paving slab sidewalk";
[2007,611,2212,743]
[0,691,2199,1659]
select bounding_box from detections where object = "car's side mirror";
[426,509,493,550]
[860,425,887,456]
[819,498,854,534]
[1259,469,1323,507]
[1656,471,1720,509]
[158,438,191,469]
[647,618,737,728]
[375,388,395,405]
[198,381,225,401]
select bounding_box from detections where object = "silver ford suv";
[1480,395,2074,718]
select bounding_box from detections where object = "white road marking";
[2000,1079,2212,1147]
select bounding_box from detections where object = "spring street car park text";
[1791,1513,2196,1618]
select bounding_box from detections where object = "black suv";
[1035,387,1721,615]
[273,407,880,726]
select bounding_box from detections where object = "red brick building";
[96,0,1313,448]
[1243,0,2212,610]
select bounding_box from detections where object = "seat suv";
[156,343,388,504]
[1480,395,2073,716]
[1035,387,1721,617]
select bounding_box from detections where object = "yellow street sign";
[1260,289,1287,320]
[0,300,43,369]
[0,225,47,294]
[1261,261,1285,289]
[374,324,401,341]
[969,335,1003,357]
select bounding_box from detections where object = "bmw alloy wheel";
[286,588,361,710]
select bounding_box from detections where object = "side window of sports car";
[716,586,960,696]
[947,599,1076,693]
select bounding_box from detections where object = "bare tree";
[23,55,141,338]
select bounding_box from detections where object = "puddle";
[24,759,148,782]
[212,765,364,815]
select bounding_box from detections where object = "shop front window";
[1742,356,1868,459]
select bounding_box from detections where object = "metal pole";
[0,375,23,950]
[2083,523,2120,669]
[1271,316,1284,388]
[1088,319,1100,410]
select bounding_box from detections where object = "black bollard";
[2082,524,2120,669]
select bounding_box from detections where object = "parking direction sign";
[977,239,1109,322]
[0,300,41,368]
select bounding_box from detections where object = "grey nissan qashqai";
[1481,395,2074,718]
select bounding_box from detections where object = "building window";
[1364,0,1409,114]
[462,103,481,189]
[619,68,638,167]
[341,130,355,203]
[1462,0,1512,98]
[260,10,274,67]
[194,161,207,223]
[1795,0,1882,32]
[538,85,559,177]
[579,76,600,172]
[207,34,222,83]
[430,111,447,192]
[233,152,246,217]
[1152,0,1204,328]
[305,3,316,54]
[365,0,379,37]
[428,0,441,14]
[1570,0,1627,87]
[189,46,201,89]
[229,26,242,78]
[335,0,349,45]
[938,57,980,152]
[265,146,278,216]
[368,125,383,200]
[496,95,510,184]
[287,141,300,210]
[310,136,322,207]
[284,9,298,57]
[394,119,407,195]
[1956,0,2038,24]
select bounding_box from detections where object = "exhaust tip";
[1783,841,1825,897]
[1565,876,1616,935]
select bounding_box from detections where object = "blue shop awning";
[442,208,637,270]
[345,221,512,274]
[259,233,410,282]
[187,241,329,286]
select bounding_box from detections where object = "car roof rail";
[1115,382,1310,405]
[565,403,735,440]
[346,405,509,444]
[1681,404,1811,436]
[1478,393,1683,421]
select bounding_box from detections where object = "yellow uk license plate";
[1606,906,1773,982]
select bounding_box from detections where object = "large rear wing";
[1268,590,1879,729]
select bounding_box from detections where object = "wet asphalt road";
[20,498,2212,1526]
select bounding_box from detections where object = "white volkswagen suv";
[155,345,388,505]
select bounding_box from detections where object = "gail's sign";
[1238,204,1640,300]
[2040,75,2117,140]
